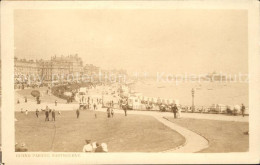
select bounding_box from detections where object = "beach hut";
[162,99,166,104]
[216,104,226,113]
[143,96,148,102]
[157,98,162,104]
[169,99,174,105]
[152,98,157,104]
[173,99,180,105]
[233,105,241,115]
[147,98,152,104]
[128,96,141,110]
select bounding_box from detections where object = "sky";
[14,9,248,75]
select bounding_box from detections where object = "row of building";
[14,54,127,84]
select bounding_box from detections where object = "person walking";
[25,97,27,103]
[55,100,57,106]
[93,103,97,110]
[172,104,177,119]
[36,109,39,118]
[45,110,49,121]
[107,107,111,118]
[111,108,114,118]
[52,109,56,121]
[241,103,245,117]
[76,109,80,119]
[25,110,28,115]
[123,104,127,116]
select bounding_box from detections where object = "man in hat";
[36,109,39,118]
[172,104,177,119]
[95,143,104,152]
[52,109,56,121]
[76,109,80,119]
[107,107,111,118]
[82,139,93,152]
[241,103,245,117]
[45,106,49,121]
[111,108,114,118]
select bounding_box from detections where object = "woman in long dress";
[177,105,181,118]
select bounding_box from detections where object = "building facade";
[14,54,84,84]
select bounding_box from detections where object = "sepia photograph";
[13,8,250,153]
[1,0,260,164]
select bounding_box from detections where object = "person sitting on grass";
[82,139,93,152]
[101,143,108,152]
[95,143,104,152]
[15,142,28,152]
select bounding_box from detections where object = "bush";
[31,90,40,97]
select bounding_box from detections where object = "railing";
[103,102,249,115]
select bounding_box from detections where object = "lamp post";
[102,90,104,108]
[192,88,195,112]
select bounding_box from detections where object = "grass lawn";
[16,88,70,104]
[165,117,249,153]
[15,110,185,152]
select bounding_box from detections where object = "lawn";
[16,88,70,104]
[15,110,185,152]
[165,117,249,153]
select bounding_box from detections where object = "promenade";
[15,99,249,153]
[15,99,249,123]
[15,89,249,152]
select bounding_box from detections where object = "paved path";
[93,108,209,152]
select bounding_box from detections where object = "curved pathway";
[96,109,209,153]
[154,116,208,152]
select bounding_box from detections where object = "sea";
[131,80,248,107]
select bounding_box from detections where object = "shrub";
[31,90,40,97]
